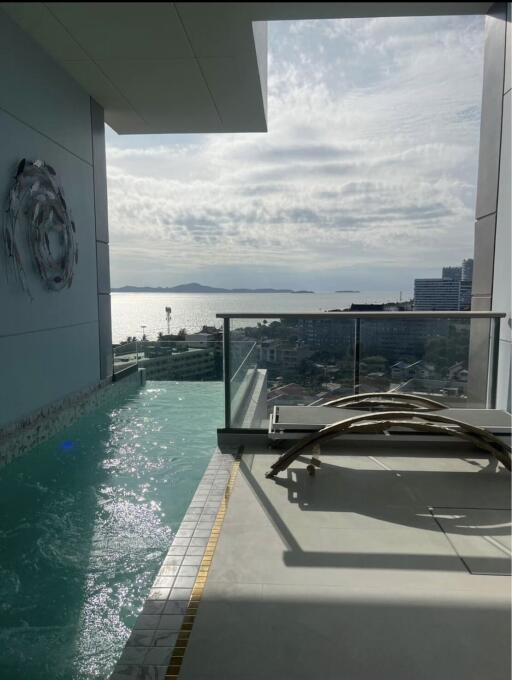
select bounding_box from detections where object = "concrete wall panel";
[0,322,100,428]
[505,3,511,93]
[472,214,497,296]
[493,90,511,341]
[0,110,98,337]
[0,11,104,427]
[475,4,507,220]
[96,242,111,296]
[98,293,113,379]
[496,339,511,411]
[0,10,92,163]
[91,98,109,244]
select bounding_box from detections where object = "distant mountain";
[111,282,315,294]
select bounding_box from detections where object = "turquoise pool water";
[0,381,223,680]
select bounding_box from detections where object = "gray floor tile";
[147,588,170,600]
[182,554,203,566]
[153,631,178,647]
[168,587,192,601]
[157,614,184,631]
[126,630,155,647]
[134,614,160,629]
[158,564,180,577]
[118,646,148,664]
[434,508,512,575]
[143,647,173,665]
[142,600,166,615]
[163,600,188,615]
[174,576,196,589]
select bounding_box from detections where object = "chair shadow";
[237,451,511,573]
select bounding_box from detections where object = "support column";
[91,98,113,380]
[468,2,509,407]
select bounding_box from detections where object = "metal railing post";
[488,316,500,409]
[353,318,361,395]
[223,317,231,428]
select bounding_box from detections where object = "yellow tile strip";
[165,456,241,680]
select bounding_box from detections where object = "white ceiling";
[0,2,492,135]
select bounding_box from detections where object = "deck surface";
[179,442,511,680]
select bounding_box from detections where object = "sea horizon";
[111,290,412,343]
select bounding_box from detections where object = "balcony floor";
[179,441,511,680]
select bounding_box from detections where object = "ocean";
[111,291,409,343]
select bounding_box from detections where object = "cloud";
[106,15,484,291]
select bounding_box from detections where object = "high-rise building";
[442,266,462,281]
[414,279,461,310]
[414,260,474,311]
[462,258,474,281]
[459,280,472,311]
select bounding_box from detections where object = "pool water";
[0,381,223,680]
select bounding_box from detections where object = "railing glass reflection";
[218,311,504,429]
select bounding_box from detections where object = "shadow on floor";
[179,591,511,680]
[238,450,511,573]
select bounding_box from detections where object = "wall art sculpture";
[3,159,78,299]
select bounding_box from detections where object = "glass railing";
[218,311,505,430]
[113,340,141,377]
[113,340,223,381]
[229,340,258,427]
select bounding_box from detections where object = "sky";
[105,15,485,293]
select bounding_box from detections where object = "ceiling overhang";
[0,2,492,134]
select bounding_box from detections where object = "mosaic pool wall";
[0,369,145,467]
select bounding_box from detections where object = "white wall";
[493,3,511,412]
[469,2,511,412]
[0,11,101,427]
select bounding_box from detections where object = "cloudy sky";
[106,15,484,293]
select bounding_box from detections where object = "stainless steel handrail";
[217,311,506,319]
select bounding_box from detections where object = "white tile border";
[109,448,239,680]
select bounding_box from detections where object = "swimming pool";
[0,381,223,680]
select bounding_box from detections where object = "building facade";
[462,258,474,281]
[414,260,474,311]
[414,279,462,311]
[442,266,462,281]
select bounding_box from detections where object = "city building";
[414,278,463,310]
[259,340,312,369]
[442,266,462,280]
[186,328,222,348]
[140,346,216,381]
[414,259,474,311]
[462,257,474,281]
[459,279,473,310]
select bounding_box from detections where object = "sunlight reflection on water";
[0,381,222,680]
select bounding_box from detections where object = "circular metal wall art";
[3,159,78,298]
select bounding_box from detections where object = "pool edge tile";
[108,448,240,680]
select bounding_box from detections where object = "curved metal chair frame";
[322,392,446,412]
[266,410,511,478]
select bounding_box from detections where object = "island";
[335,290,360,293]
[111,282,315,294]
